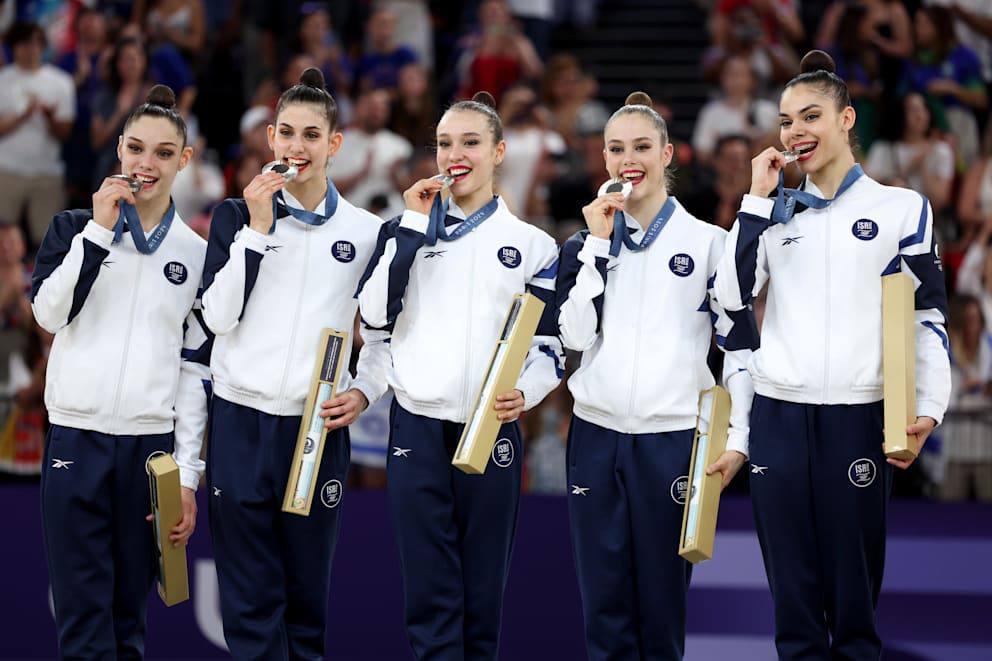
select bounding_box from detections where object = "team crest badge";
[164,261,188,285]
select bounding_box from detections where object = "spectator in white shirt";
[0,22,75,248]
[499,82,565,219]
[865,91,955,215]
[328,88,412,220]
[692,54,778,165]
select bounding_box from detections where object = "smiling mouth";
[448,167,472,183]
[792,143,817,162]
[285,157,310,174]
[621,170,645,185]
[133,173,158,190]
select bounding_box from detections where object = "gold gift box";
[882,272,918,460]
[679,386,731,564]
[282,329,349,516]
[147,454,189,606]
[452,293,544,474]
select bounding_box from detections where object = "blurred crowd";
[0,0,988,502]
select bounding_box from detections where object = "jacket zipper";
[822,208,831,401]
[276,225,311,414]
[461,236,476,419]
[626,250,647,423]
[110,253,143,433]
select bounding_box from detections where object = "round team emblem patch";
[332,240,356,263]
[669,253,694,277]
[670,475,690,504]
[492,438,515,468]
[851,219,878,241]
[163,261,188,285]
[848,458,876,487]
[320,479,343,508]
[497,246,522,269]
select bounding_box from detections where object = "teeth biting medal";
[597,177,633,199]
[263,161,299,181]
[110,174,142,192]
[421,173,455,198]
[781,145,815,163]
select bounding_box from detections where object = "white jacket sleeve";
[355,210,428,330]
[515,236,565,411]
[31,214,114,333]
[350,322,391,407]
[714,195,773,312]
[556,231,613,352]
[173,290,212,490]
[896,197,951,423]
[200,200,269,335]
[706,233,758,457]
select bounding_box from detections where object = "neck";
[903,133,925,144]
[808,150,857,198]
[134,194,172,232]
[286,175,328,212]
[453,185,495,217]
[725,93,748,107]
[626,187,669,230]
[16,61,40,72]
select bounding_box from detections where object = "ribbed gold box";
[882,272,918,460]
[453,293,544,474]
[147,454,189,606]
[679,386,731,564]
[282,328,349,515]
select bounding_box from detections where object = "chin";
[797,159,822,176]
[629,180,657,199]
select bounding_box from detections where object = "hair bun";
[625,91,653,107]
[146,84,177,109]
[471,91,497,109]
[299,67,326,90]
[800,50,836,75]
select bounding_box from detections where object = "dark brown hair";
[784,50,851,111]
[123,84,188,147]
[276,67,340,131]
[605,91,670,145]
[444,91,503,143]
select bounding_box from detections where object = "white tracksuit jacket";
[558,197,755,455]
[356,196,564,423]
[31,209,209,489]
[713,172,951,423]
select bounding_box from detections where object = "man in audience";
[328,88,412,220]
[0,23,75,249]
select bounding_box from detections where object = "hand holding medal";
[582,178,632,241]
[93,175,138,230]
[244,162,292,234]
[403,173,452,215]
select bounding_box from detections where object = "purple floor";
[4,486,990,659]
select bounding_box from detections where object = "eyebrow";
[278,123,322,131]
[437,132,482,138]
[779,104,822,118]
[126,138,179,147]
[607,137,654,143]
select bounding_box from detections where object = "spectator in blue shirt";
[56,8,109,207]
[903,5,987,166]
[355,7,417,93]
